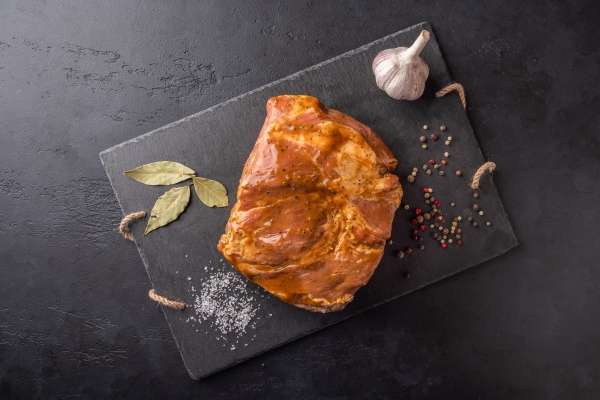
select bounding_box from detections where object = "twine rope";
[118,213,185,310]
[436,82,466,110]
[470,162,497,190]
[148,289,186,310]
[119,211,146,241]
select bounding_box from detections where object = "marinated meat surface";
[218,95,402,312]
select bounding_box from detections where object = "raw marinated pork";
[218,95,402,312]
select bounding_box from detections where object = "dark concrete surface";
[0,0,598,398]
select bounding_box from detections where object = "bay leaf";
[144,185,191,235]
[192,177,228,207]
[124,161,195,185]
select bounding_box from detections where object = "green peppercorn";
[422,144,428,149]
[486,221,491,226]
[424,193,430,199]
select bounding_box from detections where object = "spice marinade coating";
[218,95,403,313]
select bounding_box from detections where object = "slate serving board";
[100,22,517,379]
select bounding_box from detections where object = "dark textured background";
[1,0,598,398]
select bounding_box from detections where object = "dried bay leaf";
[192,177,228,207]
[124,161,195,185]
[144,185,191,235]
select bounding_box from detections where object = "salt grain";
[192,270,259,337]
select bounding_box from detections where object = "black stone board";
[100,22,517,379]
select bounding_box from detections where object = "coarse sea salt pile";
[192,270,259,337]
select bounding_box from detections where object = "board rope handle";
[436,82,466,110]
[118,212,186,310]
[470,162,497,190]
[435,83,495,189]
[148,289,186,310]
[119,211,146,241]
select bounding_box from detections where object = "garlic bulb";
[372,30,430,100]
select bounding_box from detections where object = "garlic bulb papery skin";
[372,30,430,100]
